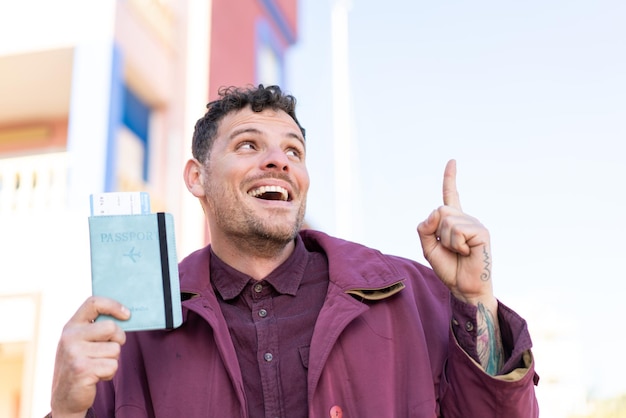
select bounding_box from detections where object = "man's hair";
[191,84,306,163]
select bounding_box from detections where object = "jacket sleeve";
[439,299,540,417]
[92,380,116,417]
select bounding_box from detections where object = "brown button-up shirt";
[210,237,329,418]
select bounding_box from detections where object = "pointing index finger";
[442,159,462,210]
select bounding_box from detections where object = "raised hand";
[417,159,494,306]
[50,297,129,417]
[417,160,503,374]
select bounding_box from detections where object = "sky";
[286,0,626,406]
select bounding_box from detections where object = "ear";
[184,158,206,198]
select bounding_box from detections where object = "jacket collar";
[178,229,406,301]
[299,229,406,300]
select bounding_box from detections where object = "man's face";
[200,106,309,247]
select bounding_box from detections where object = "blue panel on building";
[122,86,150,144]
[122,86,150,181]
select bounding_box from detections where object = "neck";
[210,233,297,281]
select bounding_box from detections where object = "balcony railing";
[0,152,68,214]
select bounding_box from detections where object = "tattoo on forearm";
[480,246,491,282]
[476,302,504,375]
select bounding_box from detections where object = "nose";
[262,147,290,172]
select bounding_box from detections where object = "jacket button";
[465,321,474,332]
[330,405,343,417]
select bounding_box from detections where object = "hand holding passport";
[88,192,182,331]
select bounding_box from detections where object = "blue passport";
[88,213,183,331]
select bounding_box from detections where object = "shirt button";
[264,352,273,362]
[254,283,263,293]
[330,405,343,417]
[465,321,474,332]
[259,309,268,318]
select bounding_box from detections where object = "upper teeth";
[248,185,289,201]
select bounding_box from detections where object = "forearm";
[476,300,504,375]
[450,296,505,376]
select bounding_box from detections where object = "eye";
[236,141,256,151]
[286,146,304,160]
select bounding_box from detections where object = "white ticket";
[89,192,151,216]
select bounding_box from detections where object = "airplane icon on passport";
[124,247,141,263]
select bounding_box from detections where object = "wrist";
[452,290,497,309]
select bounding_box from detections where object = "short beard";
[241,225,302,258]
[211,196,306,259]
[218,207,304,258]
[202,165,307,258]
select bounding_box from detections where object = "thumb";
[417,210,440,257]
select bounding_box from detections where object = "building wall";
[209,0,298,98]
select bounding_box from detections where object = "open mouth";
[247,185,290,202]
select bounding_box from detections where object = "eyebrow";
[229,127,305,147]
[229,127,261,140]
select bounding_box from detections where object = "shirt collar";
[210,235,310,301]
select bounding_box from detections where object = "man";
[50,85,538,417]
